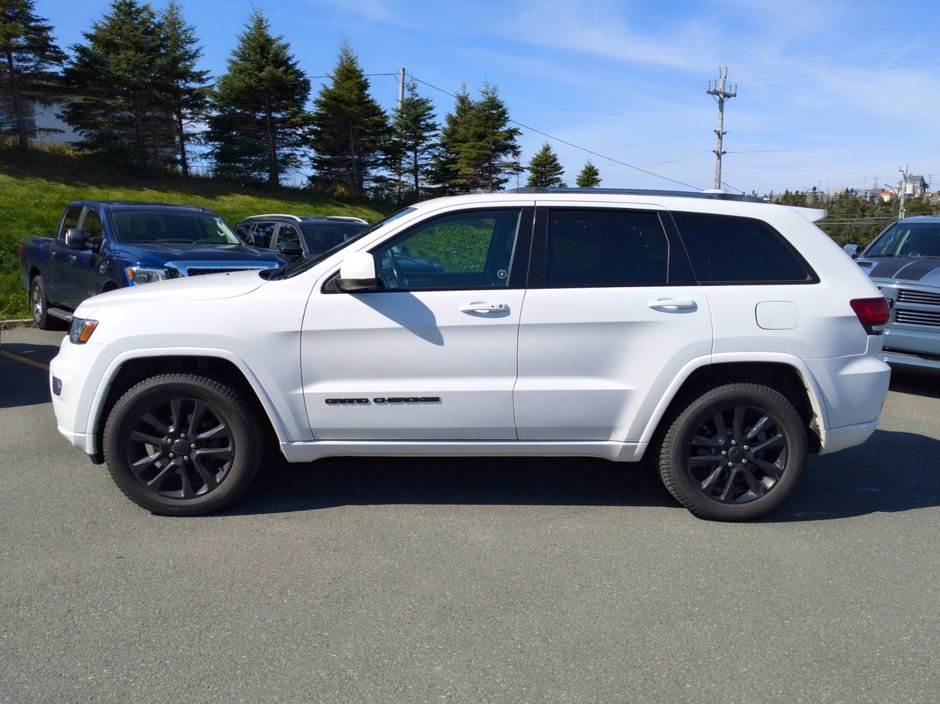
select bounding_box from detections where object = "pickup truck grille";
[165,261,280,278]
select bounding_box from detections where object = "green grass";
[0,147,389,319]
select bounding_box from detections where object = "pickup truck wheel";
[103,373,264,516]
[659,383,806,521]
[30,276,58,330]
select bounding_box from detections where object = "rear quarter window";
[671,211,817,284]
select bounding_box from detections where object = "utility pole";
[707,68,737,191]
[898,163,909,219]
[398,67,406,111]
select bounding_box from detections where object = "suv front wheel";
[103,373,264,515]
[659,383,806,521]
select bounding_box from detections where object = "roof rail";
[506,187,765,203]
[243,213,303,221]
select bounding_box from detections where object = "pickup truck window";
[59,205,82,238]
[82,210,104,239]
[110,210,241,245]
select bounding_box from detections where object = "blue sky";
[38,0,940,194]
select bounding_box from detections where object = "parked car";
[50,188,890,521]
[235,214,369,261]
[18,201,284,328]
[845,215,940,370]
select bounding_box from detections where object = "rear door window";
[541,209,670,287]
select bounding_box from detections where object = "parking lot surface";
[1,327,939,703]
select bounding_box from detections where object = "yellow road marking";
[0,350,50,372]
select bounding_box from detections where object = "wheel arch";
[91,354,283,464]
[640,359,823,457]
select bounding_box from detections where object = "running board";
[47,308,73,322]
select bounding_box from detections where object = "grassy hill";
[0,148,390,320]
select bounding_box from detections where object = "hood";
[856,256,940,286]
[75,269,267,316]
[113,242,283,266]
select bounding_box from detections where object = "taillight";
[16,242,23,260]
[850,297,890,335]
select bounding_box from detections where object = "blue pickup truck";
[18,200,284,328]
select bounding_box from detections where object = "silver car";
[848,215,940,370]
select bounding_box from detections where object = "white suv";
[50,189,891,521]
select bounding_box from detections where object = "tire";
[30,275,59,330]
[658,383,806,521]
[103,373,264,516]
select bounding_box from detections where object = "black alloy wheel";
[104,373,263,515]
[659,383,806,521]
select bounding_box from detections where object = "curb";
[1,319,35,330]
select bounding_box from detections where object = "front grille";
[187,267,244,276]
[165,260,279,277]
[898,288,940,306]
[895,309,940,327]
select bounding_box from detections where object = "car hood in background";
[114,242,283,264]
[855,256,940,285]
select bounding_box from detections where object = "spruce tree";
[390,79,438,198]
[0,0,66,151]
[158,1,210,177]
[430,83,521,193]
[62,0,172,168]
[526,142,565,188]
[310,41,390,196]
[207,8,311,186]
[575,160,601,188]
[429,87,474,195]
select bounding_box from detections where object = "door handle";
[460,302,509,314]
[648,298,697,310]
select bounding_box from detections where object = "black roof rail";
[506,187,766,203]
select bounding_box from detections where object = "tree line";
[1,0,602,201]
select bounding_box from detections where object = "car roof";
[73,200,215,214]
[894,215,940,223]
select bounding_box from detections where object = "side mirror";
[65,227,87,250]
[336,251,378,292]
[277,243,303,258]
[843,243,860,259]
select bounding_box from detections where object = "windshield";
[865,221,940,258]
[111,210,242,245]
[272,207,417,280]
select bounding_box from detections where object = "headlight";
[126,266,166,285]
[68,317,99,344]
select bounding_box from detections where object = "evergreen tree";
[309,41,390,196]
[0,0,66,151]
[526,142,565,188]
[390,78,438,198]
[207,8,310,186]
[158,1,210,176]
[62,0,173,168]
[429,86,473,195]
[431,83,521,193]
[575,160,601,188]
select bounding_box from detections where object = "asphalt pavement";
[1,326,938,703]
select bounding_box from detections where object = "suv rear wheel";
[103,373,263,515]
[659,383,806,521]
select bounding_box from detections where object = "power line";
[407,73,703,191]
